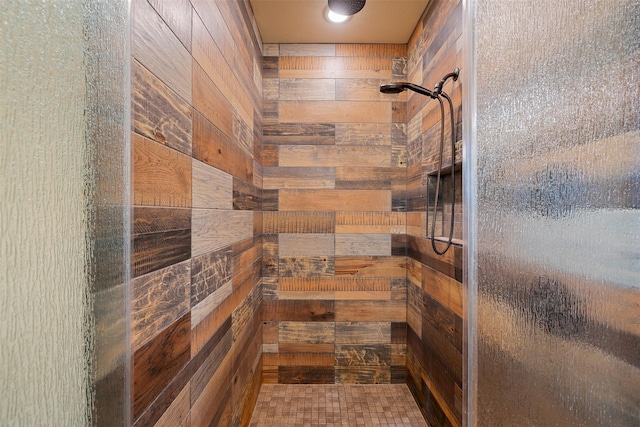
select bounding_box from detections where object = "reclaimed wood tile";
[334,123,390,146]
[263,211,336,233]
[232,292,254,343]
[191,209,253,257]
[263,189,278,211]
[192,159,233,209]
[280,44,336,56]
[263,123,335,146]
[335,256,406,278]
[133,0,192,102]
[423,293,462,351]
[279,233,334,256]
[279,321,335,343]
[335,344,391,366]
[392,57,408,78]
[147,0,191,50]
[391,322,408,344]
[278,367,335,384]
[263,56,279,78]
[133,134,191,207]
[422,320,462,385]
[193,111,252,183]
[262,234,279,277]
[278,145,391,167]
[191,280,232,327]
[279,57,393,79]
[133,207,191,277]
[334,300,406,322]
[191,295,233,356]
[190,245,232,307]
[263,44,279,56]
[133,312,190,419]
[422,264,463,317]
[233,178,261,210]
[263,78,279,100]
[392,101,407,123]
[279,190,391,211]
[278,256,335,278]
[232,236,261,274]
[335,234,392,256]
[407,281,423,336]
[277,300,335,321]
[335,322,391,344]
[278,343,335,353]
[133,60,192,155]
[193,62,233,138]
[391,343,407,366]
[264,352,335,367]
[335,367,390,384]
[263,167,335,189]
[335,167,404,190]
[280,78,335,100]
[131,261,190,351]
[391,278,408,300]
[335,44,407,57]
[279,101,391,124]
[151,381,190,427]
[335,212,406,234]
[336,78,398,101]
[190,347,233,427]
[278,277,392,292]
[190,321,232,404]
[233,109,254,155]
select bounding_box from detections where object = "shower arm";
[433,68,460,96]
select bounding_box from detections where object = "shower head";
[328,0,366,16]
[379,82,436,98]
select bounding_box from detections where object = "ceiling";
[249,0,430,44]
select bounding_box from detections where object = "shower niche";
[426,162,463,245]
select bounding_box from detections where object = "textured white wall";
[0,1,91,425]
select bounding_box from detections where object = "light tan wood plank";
[192,160,233,209]
[422,264,463,317]
[152,382,190,427]
[279,101,391,123]
[263,78,279,100]
[335,256,406,278]
[278,146,391,167]
[336,79,399,101]
[192,209,253,257]
[192,62,233,138]
[263,211,336,233]
[280,79,335,100]
[335,44,407,57]
[279,189,391,211]
[335,234,391,256]
[279,277,392,292]
[263,167,335,190]
[280,44,336,56]
[335,300,406,322]
[280,68,393,80]
[279,233,335,256]
[133,134,192,207]
[133,0,191,102]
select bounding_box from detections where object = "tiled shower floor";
[249,384,428,426]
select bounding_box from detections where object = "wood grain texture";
[335,234,392,256]
[192,111,254,183]
[279,322,335,343]
[193,62,233,138]
[336,79,398,101]
[278,256,335,278]
[132,0,191,102]
[278,145,391,167]
[264,352,335,367]
[190,245,232,307]
[151,382,190,427]
[133,60,192,155]
[133,134,191,207]
[133,312,191,419]
[334,300,406,322]
[279,57,393,79]
[335,256,406,278]
[335,322,392,344]
[335,44,407,57]
[279,78,335,100]
[277,367,335,384]
[279,101,391,124]
[335,166,405,191]
[422,263,463,318]
[232,236,262,275]
[263,211,336,233]
[191,209,253,257]
[335,123,391,146]
[131,261,190,351]
[280,44,336,56]
[263,123,335,145]
[279,190,391,211]
[335,344,391,366]
[190,320,232,405]
[279,233,334,256]
[147,0,191,51]
[133,207,191,277]
[335,367,390,384]
[263,78,279,100]
[192,159,233,209]
[233,178,261,210]
[263,56,279,78]
[336,212,406,234]
[276,300,336,322]
[191,280,232,327]
[263,166,336,189]
[278,277,392,292]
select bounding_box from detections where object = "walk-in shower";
[381,68,460,255]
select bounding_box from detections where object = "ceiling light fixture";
[327,0,366,16]
[325,8,350,23]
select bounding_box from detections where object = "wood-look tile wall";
[261,43,410,385]
[405,1,464,426]
[131,0,263,425]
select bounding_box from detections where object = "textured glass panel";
[0,1,130,425]
[467,0,640,425]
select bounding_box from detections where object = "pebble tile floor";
[249,384,429,426]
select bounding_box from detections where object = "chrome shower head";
[379,82,436,98]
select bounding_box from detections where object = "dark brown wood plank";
[190,245,232,307]
[278,367,335,384]
[133,312,191,419]
[277,300,336,321]
[335,367,391,384]
[335,344,391,366]
[233,177,261,210]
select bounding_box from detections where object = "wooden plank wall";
[131,0,264,425]
[261,43,410,385]
[405,1,464,426]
